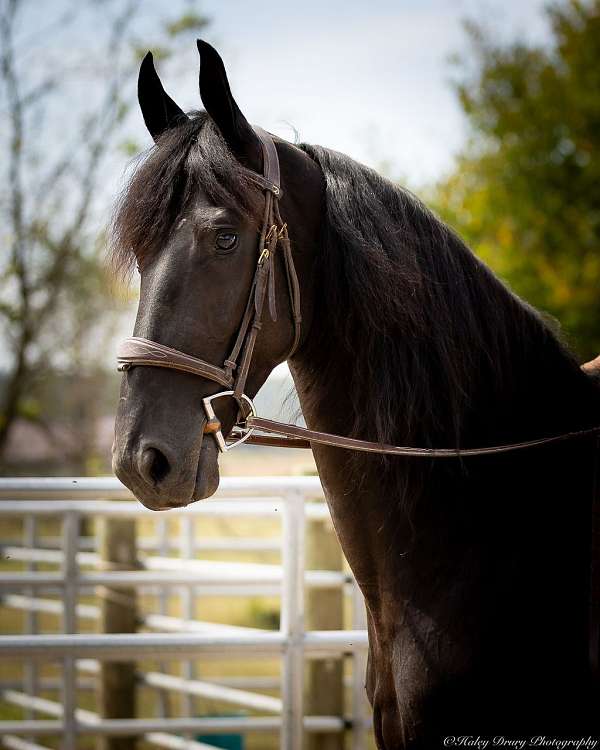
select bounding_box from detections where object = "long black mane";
[297,143,583,452]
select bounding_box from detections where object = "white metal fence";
[0,477,370,750]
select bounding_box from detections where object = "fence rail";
[0,477,370,750]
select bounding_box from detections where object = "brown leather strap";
[245,416,600,457]
[117,337,233,387]
[240,433,311,449]
[254,126,281,195]
[273,201,302,356]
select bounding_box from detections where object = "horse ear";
[196,39,262,171]
[138,52,188,142]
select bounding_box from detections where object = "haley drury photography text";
[444,737,600,750]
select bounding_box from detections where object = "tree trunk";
[0,330,30,462]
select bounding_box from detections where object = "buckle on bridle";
[201,391,256,453]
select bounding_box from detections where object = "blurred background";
[1,0,599,477]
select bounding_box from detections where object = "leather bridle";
[117,126,302,451]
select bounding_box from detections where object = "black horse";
[112,41,600,747]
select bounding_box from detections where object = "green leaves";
[165,11,209,37]
[118,138,142,157]
[433,0,600,359]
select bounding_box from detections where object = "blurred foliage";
[166,10,209,37]
[247,600,280,630]
[431,0,600,359]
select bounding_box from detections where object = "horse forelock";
[109,112,263,281]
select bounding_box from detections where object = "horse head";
[111,42,322,509]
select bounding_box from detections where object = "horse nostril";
[139,446,171,485]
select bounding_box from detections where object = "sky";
[7,0,555,194]
[159,0,551,184]
[103,0,553,186]
[1,0,554,374]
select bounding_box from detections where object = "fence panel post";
[351,580,368,750]
[181,516,196,738]
[62,511,79,750]
[306,514,345,750]
[97,517,137,750]
[280,490,305,750]
[23,516,38,739]
[156,518,171,718]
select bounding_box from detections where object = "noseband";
[117,127,301,451]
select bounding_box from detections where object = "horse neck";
[288,245,600,615]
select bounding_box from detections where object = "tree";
[431,0,600,359]
[0,0,210,464]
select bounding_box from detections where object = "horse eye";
[215,232,238,251]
